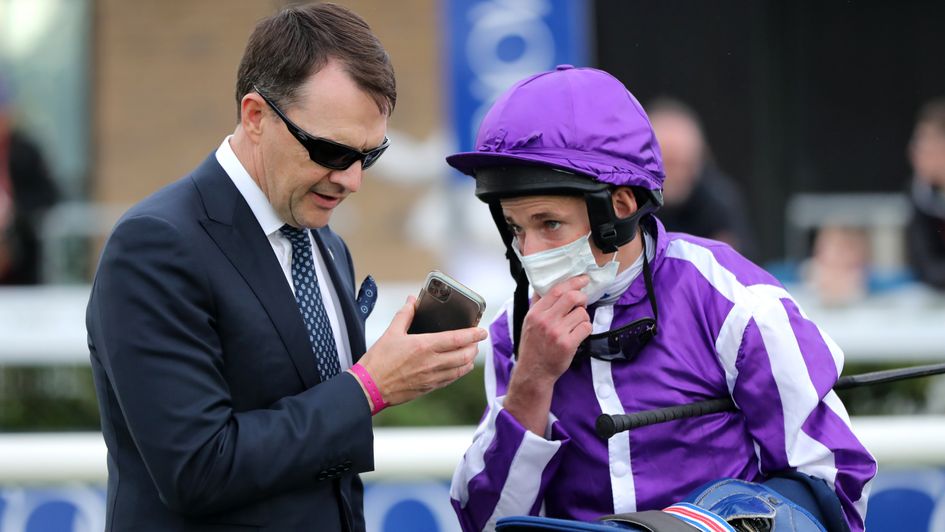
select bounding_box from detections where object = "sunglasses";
[254,85,389,170]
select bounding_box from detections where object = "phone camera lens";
[430,278,451,302]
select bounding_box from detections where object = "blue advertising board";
[2,469,944,531]
[444,0,590,157]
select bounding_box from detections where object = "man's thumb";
[389,295,417,333]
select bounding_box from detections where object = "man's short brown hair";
[235,2,396,120]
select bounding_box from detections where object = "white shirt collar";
[215,136,285,236]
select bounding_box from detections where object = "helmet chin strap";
[585,188,663,253]
[487,189,663,358]
[487,203,530,357]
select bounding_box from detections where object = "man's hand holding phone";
[407,271,486,335]
[349,272,488,411]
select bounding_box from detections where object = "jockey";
[446,65,875,532]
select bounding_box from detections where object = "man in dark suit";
[86,4,486,531]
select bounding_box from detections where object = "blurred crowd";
[648,94,945,307]
[906,97,945,292]
[797,97,945,306]
[639,92,945,307]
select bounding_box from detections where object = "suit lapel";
[312,228,367,362]
[192,156,320,388]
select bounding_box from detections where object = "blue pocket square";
[356,275,377,320]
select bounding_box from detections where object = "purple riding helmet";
[448,64,665,254]
[447,65,666,354]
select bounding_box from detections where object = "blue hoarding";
[2,469,945,531]
[444,0,590,157]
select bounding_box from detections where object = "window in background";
[0,0,90,198]
[1,0,91,284]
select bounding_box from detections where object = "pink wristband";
[350,363,389,415]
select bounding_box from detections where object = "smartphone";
[407,271,486,334]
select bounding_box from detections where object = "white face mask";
[513,232,619,305]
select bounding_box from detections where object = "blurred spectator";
[648,97,755,257]
[804,224,871,306]
[906,97,945,290]
[0,73,60,285]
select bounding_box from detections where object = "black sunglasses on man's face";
[253,85,389,171]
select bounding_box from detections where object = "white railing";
[1,418,944,485]
[2,284,944,366]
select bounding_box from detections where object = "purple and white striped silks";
[450,218,876,532]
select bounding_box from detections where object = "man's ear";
[240,93,267,140]
[612,187,639,218]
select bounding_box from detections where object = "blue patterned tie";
[280,224,341,380]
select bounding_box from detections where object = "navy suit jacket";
[87,154,374,531]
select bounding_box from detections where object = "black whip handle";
[595,397,735,439]
[595,362,945,439]
[834,362,945,390]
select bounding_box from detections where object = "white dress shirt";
[215,136,352,371]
